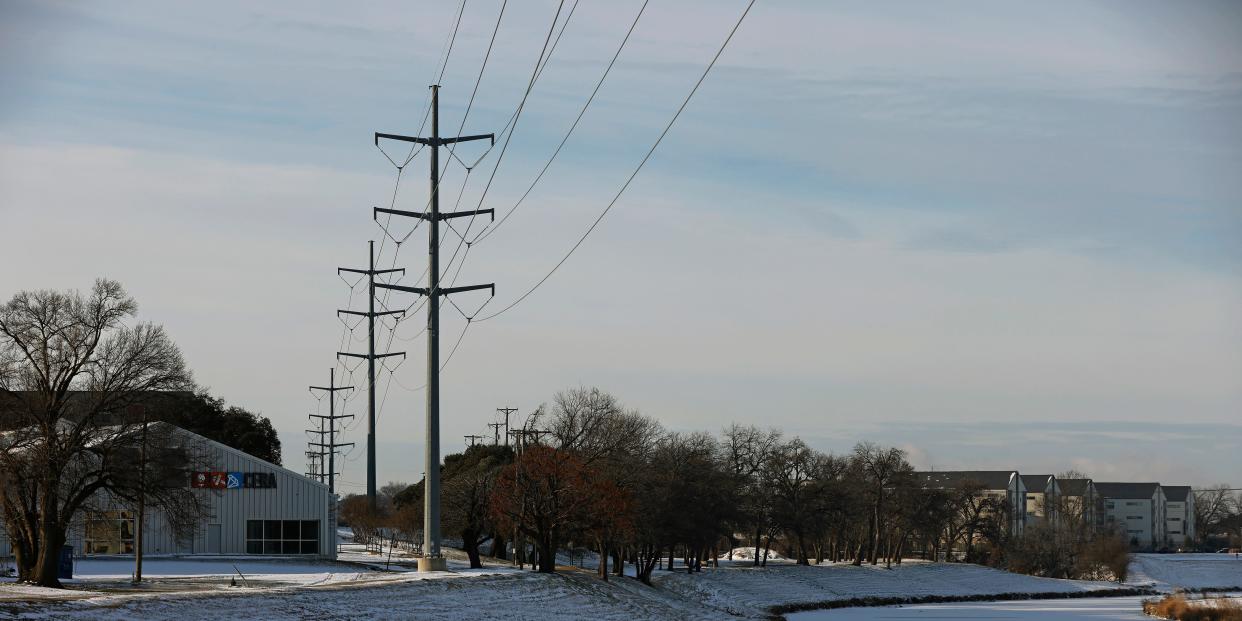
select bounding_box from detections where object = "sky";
[1,0,1240,490]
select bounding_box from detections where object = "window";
[1169,517,1181,522]
[1169,529,1181,534]
[1125,501,1140,506]
[245,520,320,555]
[1127,515,1143,520]
[85,511,135,554]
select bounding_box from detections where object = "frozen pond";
[789,596,1151,620]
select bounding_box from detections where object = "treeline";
[342,387,1129,583]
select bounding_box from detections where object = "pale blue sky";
[1,1,1239,488]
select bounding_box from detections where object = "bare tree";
[852,442,913,565]
[1194,484,1239,547]
[721,423,782,565]
[0,279,198,587]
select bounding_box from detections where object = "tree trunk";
[637,545,658,585]
[463,530,483,569]
[9,525,34,583]
[32,523,66,588]
[597,540,609,581]
[761,535,772,567]
[612,547,624,576]
[491,532,507,560]
[753,526,762,566]
[867,511,879,565]
[537,533,556,573]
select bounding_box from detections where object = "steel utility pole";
[497,407,518,447]
[133,405,148,584]
[338,240,406,512]
[373,85,494,572]
[308,368,354,496]
[464,434,484,447]
[305,416,329,483]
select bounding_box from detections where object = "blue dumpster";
[57,546,73,580]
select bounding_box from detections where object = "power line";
[476,0,757,323]
[454,0,567,235]
[424,0,578,310]
[470,0,650,246]
[364,0,577,399]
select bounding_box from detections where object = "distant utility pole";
[305,449,324,482]
[305,416,328,483]
[464,434,484,447]
[373,85,494,572]
[308,368,354,496]
[508,428,550,452]
[338,240,406,512]
[497,407,518,447]
[487,422,504,446]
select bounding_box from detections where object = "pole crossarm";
[375,282,494,297]
[339,267,405,276]
[310,385,355,392]
[338,351,406,360]
[374,206,495,222]
[308,442,355,449]
[310,413,355,420]
[338,309,405,318]
[375,131,495,148]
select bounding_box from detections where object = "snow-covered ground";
[657,560,1125,617]
[1127,553,1242,589]
[718,547,790,562]
[1,552,1235,619]
[2,568,715,620]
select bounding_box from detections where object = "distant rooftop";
[1020,474,1054,492]
[1094,482,1160,499]
[1058,478,1093,496]
[915,470,1016,490]
[1162,485,1192,502]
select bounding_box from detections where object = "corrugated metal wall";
[0,427,335,560]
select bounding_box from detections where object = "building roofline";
[163,422,330,493]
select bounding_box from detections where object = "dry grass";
[1143,594,1242,621]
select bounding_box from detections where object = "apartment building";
[1094,482,1166,550]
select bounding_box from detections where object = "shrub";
[1143,594,1242,621]
[1077,534,1131,582]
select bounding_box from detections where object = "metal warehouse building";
[1,425,336,560]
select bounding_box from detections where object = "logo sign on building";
[190,471,277,489]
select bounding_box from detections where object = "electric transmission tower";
[338,240,406,512]
[308,368,354,496]
[305,416,328,482]
[373,84,494,570]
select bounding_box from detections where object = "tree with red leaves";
[490,445,631,574]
